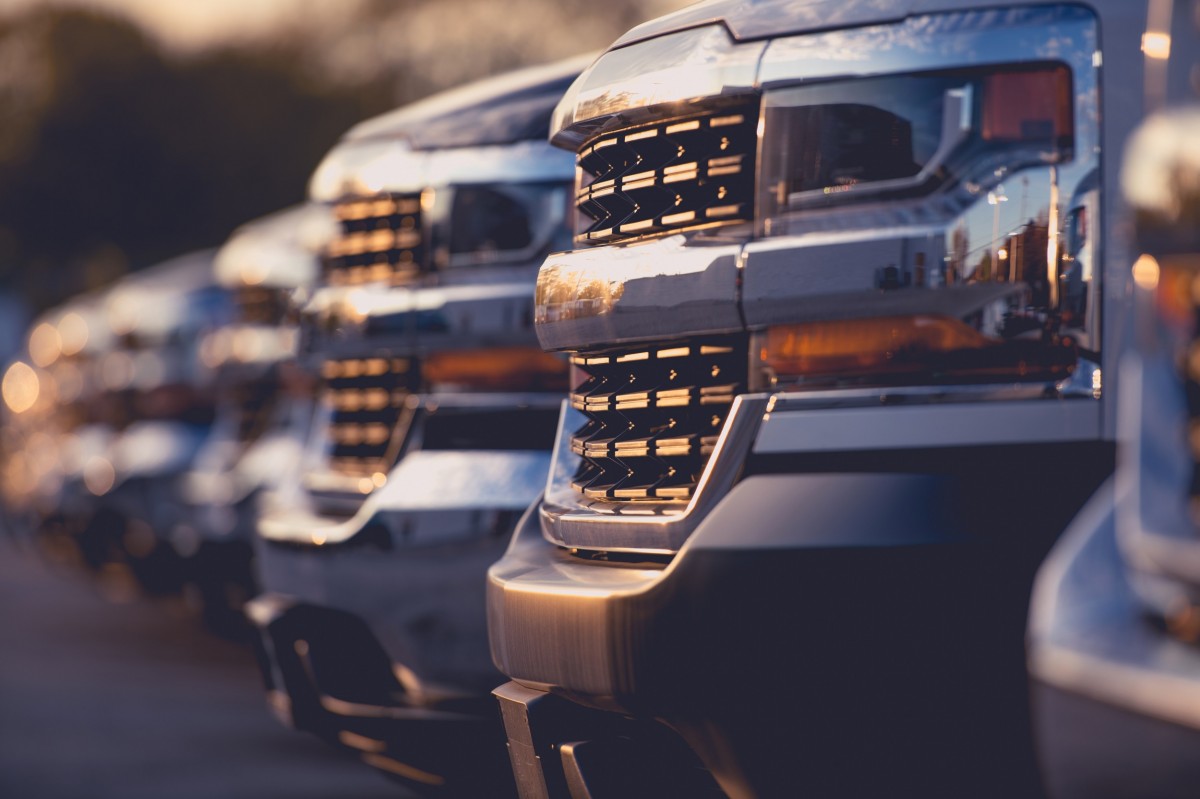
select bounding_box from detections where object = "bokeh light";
[2,360,39,413]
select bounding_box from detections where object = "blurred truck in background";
[74,251,231,592]
[245,57,585,796]
[2,293,114,553]
[1029,3,1200,795]
[178,204,332,633]
[3,251,232,595]
[485,2,1185,797]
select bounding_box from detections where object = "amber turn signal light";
[763,316,995,377]
[981,65,1074,146]
[762,314,1076,384]
[423,346,567,392]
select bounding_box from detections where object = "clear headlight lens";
[756,62,1083,389]
[758,62,1073,222]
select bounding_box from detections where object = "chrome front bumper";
[491,442,1113,797]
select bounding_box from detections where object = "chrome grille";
[575,106,758,246]
[569,336,748,500]
[326,193,423,286]
[321,355,419,476]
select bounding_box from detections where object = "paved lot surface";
[0,540,411,799]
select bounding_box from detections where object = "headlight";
[757,62,1074,225]
[444,181,572,267]
[213,204,331,291]
[755,61,1085,390]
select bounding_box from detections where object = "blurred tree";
[0,6,393,310]
[318,0,684,90]
[0,0,690,313]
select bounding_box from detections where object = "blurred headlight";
[308,138,423,203]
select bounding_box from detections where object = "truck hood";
[611,0,913,47]
[342,54,594,149]
[612,0,1138,48]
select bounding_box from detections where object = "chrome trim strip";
[534,234,744,352]
[1031,642,1200,731]
[312,137,572,204]
[754,398,1100,454]
[551,25,765,149]
[414,391,564,411]
[263,449,553,546]
[763,381,1063,409]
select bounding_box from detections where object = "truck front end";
[487,3,1152,796]
[246,59,582,796]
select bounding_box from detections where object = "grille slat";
[575,108,758,246]
[326,192,424,286]
[568,336,747,501]
[322,355,418,477]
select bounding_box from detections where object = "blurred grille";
[321,355,419,476]
[575,106,758,246]
[1184,302,1200,504]
[326,193,424,286]
[231,378,276,443]
[569,336,748,500]
[234,286,290,325]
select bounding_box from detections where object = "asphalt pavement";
[0,539,412,799]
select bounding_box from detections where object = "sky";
[0,0,351,50]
